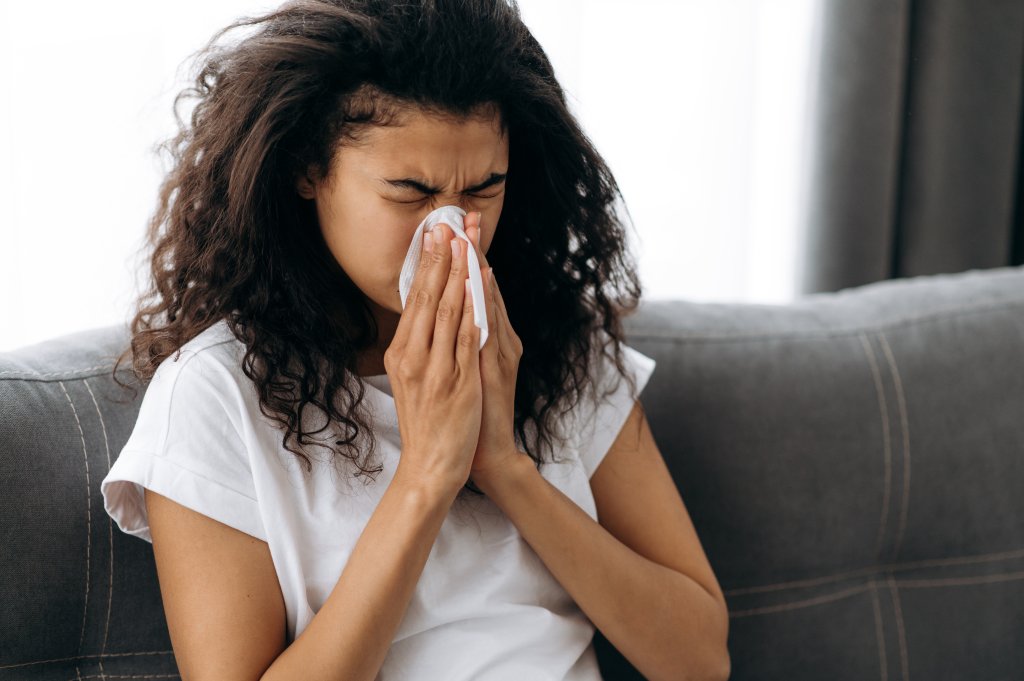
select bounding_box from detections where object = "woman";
[101,1,730,679]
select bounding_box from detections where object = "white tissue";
[398,205,488,350]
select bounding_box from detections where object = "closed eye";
[389,192,502,205]
[379,172,508,203]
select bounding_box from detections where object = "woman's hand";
[462,211,526,487]
[385,221,483,497]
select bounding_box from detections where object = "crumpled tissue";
[398,205,488,350]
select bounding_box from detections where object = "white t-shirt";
[101,318,656,680]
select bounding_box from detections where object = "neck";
[356,297,401,377]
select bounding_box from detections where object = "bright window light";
[0,0,820,351]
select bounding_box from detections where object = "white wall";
[0,0,820,352]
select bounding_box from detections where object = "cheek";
[479,201,504,254]
[318,204,413,293]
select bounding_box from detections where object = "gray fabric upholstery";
[2,264,1022,680]
[800,0,1024,293]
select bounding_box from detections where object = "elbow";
[654,632,731,681]
[709,601,732,681]
[654,647,730,681]
[690,639,731,681]
[704,593,731,681]
[715,615,731,679]
[677,646,730,681]
[689,599,732,681]
[709,647,731,681]
[652,588,732,681]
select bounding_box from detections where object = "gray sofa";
[2,264,1022,680]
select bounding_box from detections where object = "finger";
[462,224,494,329]
[463,214,490,273]
[431,228,470,368]
[461,216,495,309]
[480,266,500,357]
[465,211,481,244]
[403,222,454,355]
[463,215,500,352]
[490,269,515,354]
[455,273,480,374]
[393,221,449,351]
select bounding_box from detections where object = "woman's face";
[298,104,509,340]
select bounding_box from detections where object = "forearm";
[261,469,456,681]
[476,456,729,681]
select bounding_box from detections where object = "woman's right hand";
[385,222,483,496]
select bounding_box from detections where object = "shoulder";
[581,327,657,409]
[593,335,656,396]
[569,328,658,479]
[104,318,267,544]
[157,319,245,373]
[148,320,249,399]
[128,319,256,459]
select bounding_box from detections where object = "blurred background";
[1,0,1021,352]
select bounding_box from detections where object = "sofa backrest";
[2,264,1023,680]
[606,265,1024,680]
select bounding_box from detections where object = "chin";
[358,287,400,316]
[382,289,403,315]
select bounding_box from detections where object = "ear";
[295,172,317,200]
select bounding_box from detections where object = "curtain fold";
[799,0,1024,294]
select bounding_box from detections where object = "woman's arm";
[474,400,731,681]
[262,468,456,681]
[147,466,458,681]
[146,488,286,680]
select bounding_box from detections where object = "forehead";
[341,105,508,170]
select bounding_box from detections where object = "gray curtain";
[799,0,1024,294]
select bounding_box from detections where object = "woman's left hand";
[462,211,526,487]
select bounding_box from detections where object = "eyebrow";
[380,172,508,195]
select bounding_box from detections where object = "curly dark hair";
[112,0,644,496]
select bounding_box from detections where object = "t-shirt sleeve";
[100,348,268,543]
[573,334,657,479]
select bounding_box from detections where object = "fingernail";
[424,231,434,252]
[451,238,461,258]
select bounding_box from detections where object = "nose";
[421,196,475,221]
